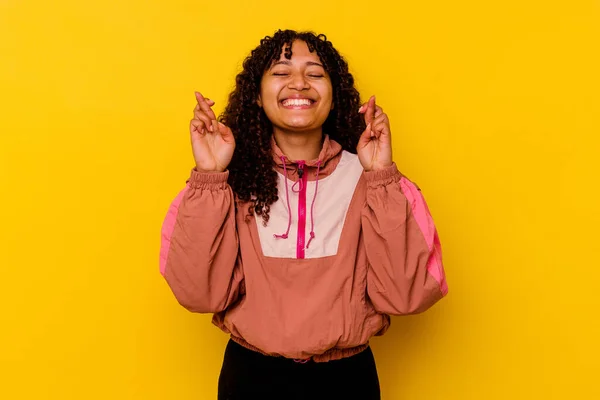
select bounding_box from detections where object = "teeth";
[283,99,312,107]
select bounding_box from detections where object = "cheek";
[320,85,334,109]
[259,81,272,106]
[321,81,333,101]
[261,81,280,101]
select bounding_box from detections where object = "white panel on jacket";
[255,151,363,259]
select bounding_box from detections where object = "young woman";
[160,29,448,399]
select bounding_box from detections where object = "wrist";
[195,167,226,173]
[363,162,393,172]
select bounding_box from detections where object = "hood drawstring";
[274,158,322,250]
[305,160,321,249]
[291,161,305,194]
[274,156,292,239]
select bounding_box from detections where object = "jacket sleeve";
[361,163,448,315]
[159,168,243,313]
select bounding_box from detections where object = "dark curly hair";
[219,29,365,224]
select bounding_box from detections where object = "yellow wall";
[1,0,599,398]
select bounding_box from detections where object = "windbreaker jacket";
[160,135,448,362]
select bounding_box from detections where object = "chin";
[284,120,315,130]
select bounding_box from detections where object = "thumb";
[217,122,234,142]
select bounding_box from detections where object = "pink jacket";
[160,135,448,362]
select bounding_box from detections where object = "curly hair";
[219,29,365,224]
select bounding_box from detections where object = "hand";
[357,95,393,172]
[190,91,236,173]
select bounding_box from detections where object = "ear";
[257,95,262,107]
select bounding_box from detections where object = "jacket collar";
[271,134,343,177]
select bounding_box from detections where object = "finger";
[372,115,389,139]
[364,95,376,125]
[190,119,206,135]
[194,111,213,132]
[372,113,389,126]
[358,101,368,113]
[195,92,217,120]
[372,123,383,139]
[374,105,384,118]
[195,99,215,112]
[196,94,215,119]
[358,123,373,147]
[372,120,391,140]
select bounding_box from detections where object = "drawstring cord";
[305,161,321,249]
[273,156,292,239]
[291,168,304,193]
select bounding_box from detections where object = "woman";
[160,29,448,399]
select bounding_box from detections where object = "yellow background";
[1,0,599,398]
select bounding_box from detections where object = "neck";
[273,127,323,161]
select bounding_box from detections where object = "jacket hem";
[228,335,370,363]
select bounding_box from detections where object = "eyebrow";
[271,60,324,68]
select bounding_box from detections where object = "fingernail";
[359,105,365,113]
[209,124,214,132]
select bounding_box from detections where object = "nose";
[287,72,310,91]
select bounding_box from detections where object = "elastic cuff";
[364,163,402,188]
[187,168,230,189]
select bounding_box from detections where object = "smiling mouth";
[280,98,316,108]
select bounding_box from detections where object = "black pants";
[218,339,381,400]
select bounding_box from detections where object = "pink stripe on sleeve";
[159,186,188,276]
[399,177,448,295]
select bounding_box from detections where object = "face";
[258,40,333,134]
